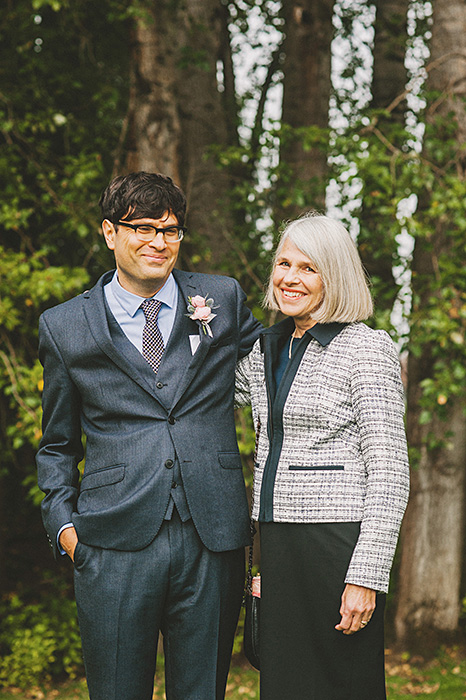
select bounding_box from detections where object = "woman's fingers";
[334,583,376,635]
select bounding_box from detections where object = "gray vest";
[105,300,191,522]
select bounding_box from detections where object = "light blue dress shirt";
[104,270,178,350]
[58,271,179,553]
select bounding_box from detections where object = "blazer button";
[156,382,164,389]
[168,415,176,425]
[165,459,174,469]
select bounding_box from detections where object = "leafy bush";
[0,586,83,689]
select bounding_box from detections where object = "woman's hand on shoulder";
[334,583,376,635]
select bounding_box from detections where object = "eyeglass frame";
[114,220,186,242]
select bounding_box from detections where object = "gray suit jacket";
[37,269,261,558]
[236,319,409,592]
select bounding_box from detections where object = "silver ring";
[360,620,368,626]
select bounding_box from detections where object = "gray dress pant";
[73,511,244,700]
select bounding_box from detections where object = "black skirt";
[259,521,387,700]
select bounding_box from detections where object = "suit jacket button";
[168,415,176,425]
[156,382,164,389]
[165,459,174,469]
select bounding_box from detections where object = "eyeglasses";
[115,221,186,242]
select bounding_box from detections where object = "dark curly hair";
[99,172,186,226]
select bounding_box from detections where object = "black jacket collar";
[260,316,347,350]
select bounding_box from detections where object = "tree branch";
[384,52,466,116]
[249,41,284,163]
[0,348,38,424]
[219,226,265,291]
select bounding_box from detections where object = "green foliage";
[236,405,256,493]
[0,0,127,492]
[331,99,466,438]
[0,247,89,477]
[206,141,272,309]
[0,0,128,270]
[0,586,83,689]
[405,117,466,426]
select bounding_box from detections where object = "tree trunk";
[277,0,335,219]
[396,367,466,642]
[371,0,409,117]
[0,472,4,594]
[124,0,238,270]
[358,0,410,315]
[395,0,466,645]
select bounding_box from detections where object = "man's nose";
[148,232,167,250]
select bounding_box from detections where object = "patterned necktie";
[141,299,164,373]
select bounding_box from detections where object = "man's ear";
[102,219,116,250]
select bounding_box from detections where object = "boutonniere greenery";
[186,295,217,337]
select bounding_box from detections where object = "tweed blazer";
[235,319,409,592]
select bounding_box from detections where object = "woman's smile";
[273,238,323,331]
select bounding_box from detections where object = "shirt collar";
[260,316,347,347]
[109,271,178,318]
[307,322,347,346]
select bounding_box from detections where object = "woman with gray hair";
[236,213,409,699]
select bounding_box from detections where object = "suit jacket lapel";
[82,270,216,411]
[164,269,215,410]
[81,272,167,406]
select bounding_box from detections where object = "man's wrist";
[57,523,75,556]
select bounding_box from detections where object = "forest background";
[1,0,466,691]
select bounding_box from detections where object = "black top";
[274,332,306,389]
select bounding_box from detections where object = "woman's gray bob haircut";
[264,212,373,323]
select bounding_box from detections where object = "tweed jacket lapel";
[260,317,295,393]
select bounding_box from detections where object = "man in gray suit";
[36,171,261,700]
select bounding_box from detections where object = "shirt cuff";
[57,523,74,555]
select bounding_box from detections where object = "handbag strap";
[246,518,256,595]
[245,417,260,598]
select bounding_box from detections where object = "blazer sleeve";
[344,331,410,593]
[36,313,84,559]
[235,354,252,408]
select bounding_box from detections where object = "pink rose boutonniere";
[186,295,218,337]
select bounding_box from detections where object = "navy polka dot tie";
[141,299,164,373]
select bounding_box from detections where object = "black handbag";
[243,519,260,670]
